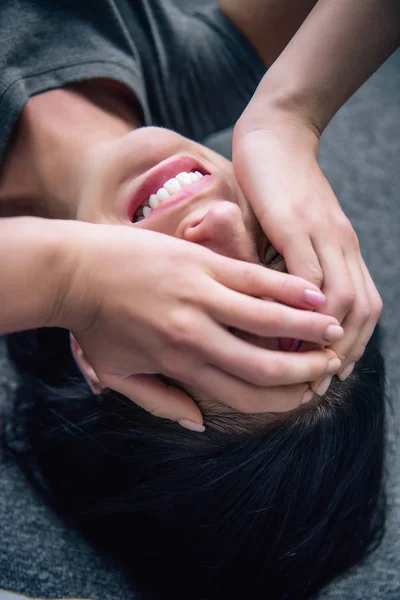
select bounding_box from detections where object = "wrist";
[0,217,81,333]
[236,65,328,143]
[32,218,82,331]
[234,95,320,163]
[47,219,100,332]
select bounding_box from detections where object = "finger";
[210,251,327,309]
[189,364,310,414]
[171,317,341,387]
[325,250,370,364]
[201,279,343,346]
[312,239,355,324]
[279,234,325,290]
[103,373,204,428]
[337,257,382,380]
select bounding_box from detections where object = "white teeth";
[156,187,170,201]
[142,206,152,218]
[134,170,206,222]
[149,193,161,209]
[163,178,182,195]
[176,171,192,187]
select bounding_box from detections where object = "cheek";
[118,127,192,172]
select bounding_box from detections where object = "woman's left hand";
[232,116,383,385]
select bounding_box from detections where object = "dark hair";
[4,325,385,600]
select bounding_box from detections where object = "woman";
[5,226,385,600]
[0,0,393,597]
[1,0,394,424]
[4,106,386,600]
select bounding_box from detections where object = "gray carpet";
[0,2,399,598]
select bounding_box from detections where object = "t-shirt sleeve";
[126,1,267,142]
[0,0,267,163]
[0,0,146,163]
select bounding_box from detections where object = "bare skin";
[221,0,397,385]
[1,0,397,424]
[0,85,341,429]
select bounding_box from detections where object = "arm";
[225,0,400,134]
[220,0,393,384]
[0,81,343,421]
[220,0,400,131]
[219,0,317,67]
[0,216,75,334]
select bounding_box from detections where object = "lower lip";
[137,174,214,220]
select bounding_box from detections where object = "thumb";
[105,373,205,432]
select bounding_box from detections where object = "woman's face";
[73,126,309,412]
[78,127,260,257]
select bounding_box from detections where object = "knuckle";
[339,217,358,242]
[163,308,200,348]
[158,352,185,380]
[149,402,167,419]
[347,225,360,250]
[336,288,356,310]
[260,305,277,330]
[263,356,285,383]
[373,295,383,320]
[357,304,371,327]
[278,277,293,295]
[307,263,324,287]
[350,344,366,363]
[242,264,258,288]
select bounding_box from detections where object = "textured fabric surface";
[1,0,399,598]
[0,0,265,163]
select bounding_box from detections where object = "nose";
[181,201,257,262]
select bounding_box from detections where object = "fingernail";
[323,325,344,343]
[302,389,314,404]
[316,376,332,397]
[178,419,205,432]
[338,362,355,381]
[304,289,326,306]
[326,357,341,374]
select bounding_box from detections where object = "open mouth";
[129,156,211,223]
[132,170,206,222]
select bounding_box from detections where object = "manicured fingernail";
[304,289,326,305]
[178,419,205,432]
[316,376,332,397]
[338,362,355,381]
[326,357,342,374]
[324,325,344,343]
[302,389,314,404]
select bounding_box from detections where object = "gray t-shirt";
[0,0,265,162]
[0,1,265,598]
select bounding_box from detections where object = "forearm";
[240,0,400,135]
[0,217,76,334]
[0,80,137,220]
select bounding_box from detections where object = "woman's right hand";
[59,222,342,426]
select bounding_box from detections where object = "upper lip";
[128,155,210,219]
